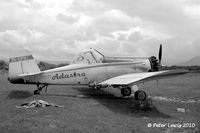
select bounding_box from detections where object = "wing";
[99,69,188,85]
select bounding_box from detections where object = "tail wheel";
[34,84,48,95]
[135,90,147,101]
[34,90,40,95]
[121,87,132,96]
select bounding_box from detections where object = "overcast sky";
[0,0,200,64]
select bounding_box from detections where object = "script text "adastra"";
[52,72,86,80]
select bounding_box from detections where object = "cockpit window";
[71,49,104,64]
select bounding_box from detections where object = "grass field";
[0,73,200,133]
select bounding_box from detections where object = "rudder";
[8,49,41,84]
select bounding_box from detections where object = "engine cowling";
[149,56,160,71]
[149,44,162,71]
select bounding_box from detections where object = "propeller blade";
[158,44,162,64]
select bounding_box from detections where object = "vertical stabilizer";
[8,49,40,84]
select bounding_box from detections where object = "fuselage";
[8,59,151,86]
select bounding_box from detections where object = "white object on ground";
[16,100,64,108]
[177,108,186,113]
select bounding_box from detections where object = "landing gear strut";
[34,84,48,95]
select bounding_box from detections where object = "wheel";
[121,87,132,96]
[135,90,147,101]
[34,90,40,95]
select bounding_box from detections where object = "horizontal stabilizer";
[18,72,43,77]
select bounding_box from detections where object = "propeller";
[158,44,162,65]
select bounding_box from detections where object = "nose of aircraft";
[148,44,163,72]
[131,58,152,72]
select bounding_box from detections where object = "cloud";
[128,32,143,42]
[0,0,199,65]
[91,9,135,35]
[56,13,77,24]
[68,0,109,16]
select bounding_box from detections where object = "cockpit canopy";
[71,48,104,64]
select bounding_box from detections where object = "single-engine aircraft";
[8,45,188,101]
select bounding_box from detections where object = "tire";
[135,90,147,101]
[121,87,132,96]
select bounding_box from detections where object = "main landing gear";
[120,86,147,101]
[34,84,48,95]
[134,90,147,101]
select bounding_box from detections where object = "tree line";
[162,65,200,72]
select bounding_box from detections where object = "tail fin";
[8,49,41,84]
